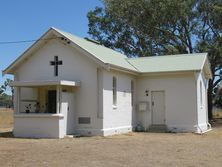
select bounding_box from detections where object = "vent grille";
[78,117,91,124]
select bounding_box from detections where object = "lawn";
[1,109,222,167]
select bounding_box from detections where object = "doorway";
[48,90,56,113]
[151,91,165,124]
[61,92,75,135]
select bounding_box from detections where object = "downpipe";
[194,122,212,134]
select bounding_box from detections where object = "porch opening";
[10,80,80,114]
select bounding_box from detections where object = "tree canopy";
[0,79,13,108]
[87,0,222,119]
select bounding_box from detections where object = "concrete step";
[148,124,168,133]
[65,134,81,138]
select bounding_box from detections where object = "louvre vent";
[78,117,91,124]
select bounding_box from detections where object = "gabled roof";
[2,27,212,78]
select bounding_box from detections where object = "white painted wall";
[102,70,135,135]
[15,39,103,136]
[136,73,198,132]
[196,71,209,132]
[13,114,64,138]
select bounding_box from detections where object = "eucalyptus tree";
[87,0,222,119]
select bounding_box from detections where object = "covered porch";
[11,80,80,138]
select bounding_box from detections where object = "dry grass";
[213,108,222,119]
[1,109,222,167]
[0,108,13,131]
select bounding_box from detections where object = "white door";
[61,92,75,135]
[151,91,165,124]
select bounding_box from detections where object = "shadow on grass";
[210,118,222,127]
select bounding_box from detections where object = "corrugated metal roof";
[3,27,210,76]
[54,28,208,73]
[127,53,207,73]
[53,27,137,71]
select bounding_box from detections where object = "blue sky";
[0,0,103,86]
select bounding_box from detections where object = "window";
[131,80,134,106]
[200,81,203,106]
[113,77,117,106]
[97,68,103,118]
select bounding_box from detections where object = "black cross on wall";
[50,56,63,76]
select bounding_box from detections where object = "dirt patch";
[1,110,222,167]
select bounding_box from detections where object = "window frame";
[112,76,117,108]
[131,80,134,106]
[200,81,203,107]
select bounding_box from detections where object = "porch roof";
[10,80,81,87]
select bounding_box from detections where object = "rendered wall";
[102,70,135,136]
[13,114,64,138]
[136,73,197,132]
[15,39,103,135]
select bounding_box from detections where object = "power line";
[0,37,60,45]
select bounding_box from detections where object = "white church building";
[3,27,212,138]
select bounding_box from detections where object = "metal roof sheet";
[127,53,207,73]
[53,27,137,71]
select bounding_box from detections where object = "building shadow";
[0,130,14,138]
[210,118,222,127]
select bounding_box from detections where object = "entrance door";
[61,92,75,135]
[48,90,56,113]
[151,91,165,124]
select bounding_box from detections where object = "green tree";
[87,0,222,119]
[1,79,13,95]
[0,79,13,108]
[213,86,222,108]
[0,87,3,95]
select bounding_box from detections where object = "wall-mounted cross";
[50,56,63,76]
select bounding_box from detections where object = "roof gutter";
[139,70,201,77]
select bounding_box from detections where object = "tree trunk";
[208,79,213,120]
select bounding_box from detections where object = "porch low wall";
[13,114,64,138]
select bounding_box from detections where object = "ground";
[0,108,13,133]
[1,109,222,167]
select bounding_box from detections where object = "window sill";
[113,105,117,109]
[14,113,64,118]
